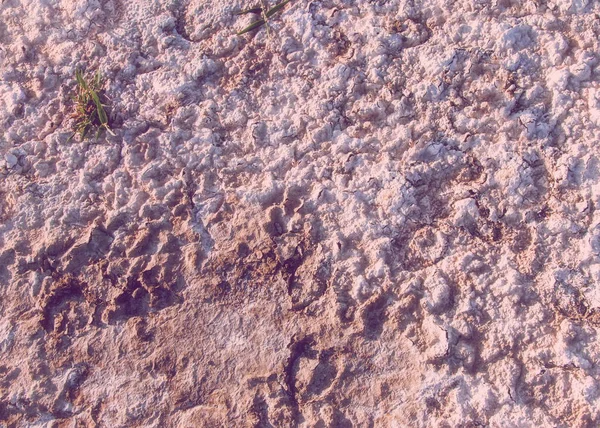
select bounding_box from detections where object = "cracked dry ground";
[3,145,600,426]
[2,0,600,426]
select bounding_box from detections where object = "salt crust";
[1,0,600,426]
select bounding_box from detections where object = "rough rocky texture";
[2,0,600,426]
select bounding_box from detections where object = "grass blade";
[235,6,263,15]
[105,125,116,136]
[266,0,292,18]
[80,124,89,140]
[75,70,88,91]
[235,0,292,35]
[237,18,266,35]
[90,92,108,124]
[94,70,102,88]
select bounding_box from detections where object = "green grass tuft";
[69,69,116,142]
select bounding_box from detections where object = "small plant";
[235,0,293,36]
[69,69,115,141]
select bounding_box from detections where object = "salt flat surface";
[1,0,600,426]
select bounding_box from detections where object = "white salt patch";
[423,271,451,314]
[5,153,18,169]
